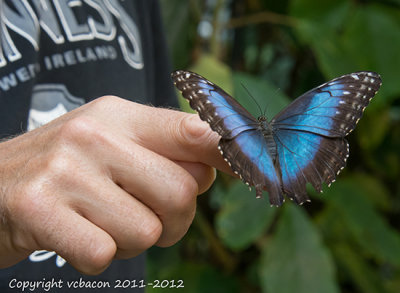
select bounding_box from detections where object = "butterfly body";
[255,116,277,160]
[172,70,382,206]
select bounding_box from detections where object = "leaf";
[290,0,350,30]
[357,107,390,151]
[232,72,291,120]
[332,243,389,293]
[260,204,339,293]
[190,55,234,95]
[290,1,400,102]
[215,181,277,250]
[323,179,400,266]
[342,173,391,211]
[343,4,400,101]
[290,0,355,76]
[161,0,197,69]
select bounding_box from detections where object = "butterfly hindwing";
[218,131,284,206]
[273,129,348,203]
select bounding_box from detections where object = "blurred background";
[148,0,400,292]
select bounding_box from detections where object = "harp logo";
[27,84,85,131]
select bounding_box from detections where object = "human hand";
[0,96,229,275]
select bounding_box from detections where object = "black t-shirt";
[0,0,176,291]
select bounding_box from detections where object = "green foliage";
[322,177,400,266]
[215,181,277,250]
[260,204,339,293]
[290,0,400,101]
[232,72,290,119]
[150,0,400,292]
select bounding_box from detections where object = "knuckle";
[44,150,73,179]
[93,95,120,106]
[89,95,124,114]
[136,216,163,249]
[59,116,99,143]
[5,180,54,231]
[179,172,199,199]
[170,173,198,213]
[81,240,116,275]
[57,116,112,153]
[31,150,77,191]
[176,115,214,149]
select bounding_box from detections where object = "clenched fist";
[0,96,229,275]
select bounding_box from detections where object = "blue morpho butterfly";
[171,70,382,206]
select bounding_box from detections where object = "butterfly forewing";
[271,72,382,137]
[172,71,258,139]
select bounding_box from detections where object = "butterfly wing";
[172,71,257,138]
[172,70,284,205]
[273,130,348,204]
[217,132,284,206]
[271,72,382,137]
[271,72,382,203]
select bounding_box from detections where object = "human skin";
[0,96,231,275]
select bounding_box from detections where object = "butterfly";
[171,70,382,206]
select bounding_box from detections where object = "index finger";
[126,103,232,174]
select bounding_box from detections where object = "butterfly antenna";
[261,87,281,118]
[240,82,264,117]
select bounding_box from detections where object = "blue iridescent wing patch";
[171,70,382,206]
[271,72,381,203]
[273,129,347,204]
